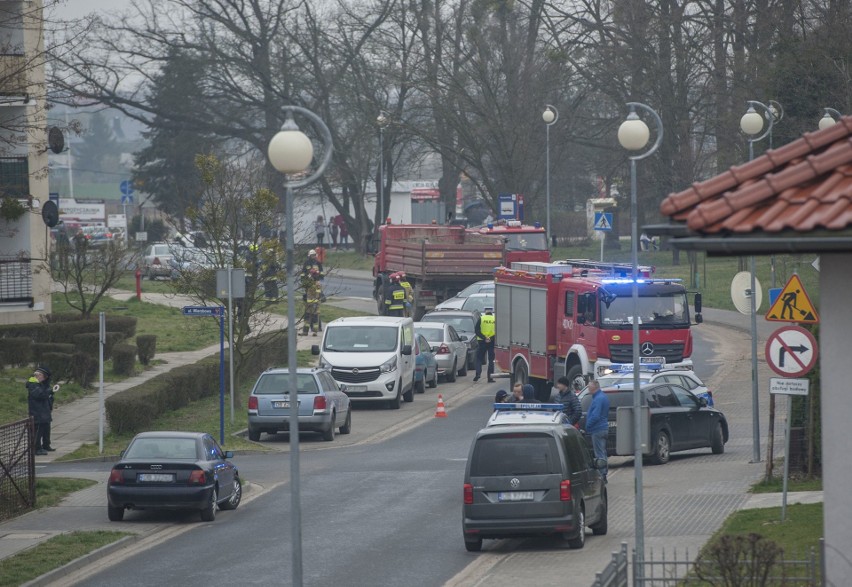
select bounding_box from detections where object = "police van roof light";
[494,403,565,411]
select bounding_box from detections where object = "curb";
[22,534,141,587]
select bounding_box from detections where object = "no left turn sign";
[764,325,818,378]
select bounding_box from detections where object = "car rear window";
[422,315,475,333]
[125,437,198,460]
[416,327,444,342]
[470,433,560,476]
[253,373,319,395]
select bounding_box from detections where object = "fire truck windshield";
[599,286,689,328]
[504,232,548,251]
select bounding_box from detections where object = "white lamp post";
[267,107,333,587]
[542,105,558,246]
[377,111,389,226]
[617,102,662,579]
[740,100,773,465]
[819,107,842,130]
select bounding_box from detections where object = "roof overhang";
[644,223,852,255]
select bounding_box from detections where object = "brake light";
[437,344,450,354]
[153,257,161,265]
[313,396,328,411]
[248,396,258,410]
[560,480,572,501]
[463,483,474,504]
[108,469,124,484]
[188,470,206,485]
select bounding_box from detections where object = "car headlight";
[380,356,398,374]
[319,355,331,370]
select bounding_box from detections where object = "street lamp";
[377,111,389,225]
[764,101,783,288]
[819,107,842,130]
[542,105,558,246]
[740,100,773,465]
[617,102,663,578]
[267,107,333,587]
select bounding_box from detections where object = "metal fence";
[0,256,33,304]
[593,542,821,587]
[0,417,36,521]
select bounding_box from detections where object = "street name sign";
[182,306,222,317]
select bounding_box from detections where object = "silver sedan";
[414,323,468,382]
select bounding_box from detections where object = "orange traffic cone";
[435,394,448,418]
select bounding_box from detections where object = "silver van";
[314,316,416,409]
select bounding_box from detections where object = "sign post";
[770,377,810,522]
[182,306,226,444]
[593,211,613,262]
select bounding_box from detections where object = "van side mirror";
[402,344,412,356]
[311,345,320,355]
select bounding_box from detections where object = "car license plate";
[497,491,534,502]
[345,385,367,392]
[608,421,617,428]
[272,401,291,409]
[138,473,174,482]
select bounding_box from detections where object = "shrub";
[136,334,157,365]
[112,343,137,376]
[40,352,74,383]
[32,343,75,364]
[0,337,32,367]
[71,352,98,387]
[106,316,137,339]
[72,332,126,360]
[43,320,99,343]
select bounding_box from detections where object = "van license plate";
[345,386,367,392]
[498,491,534,502]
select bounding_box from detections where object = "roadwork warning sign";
[765,274,819,324]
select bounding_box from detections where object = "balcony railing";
[0,256,33,305]
[0,54,27,98]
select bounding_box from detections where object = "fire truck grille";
[609,344,685,364]
[331,367,381,384]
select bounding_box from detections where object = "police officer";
[473,307,496,382]
[397,272,414,317]
[384,273,407,317]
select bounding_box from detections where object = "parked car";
[460,292,495,314]
[414,322,468,381]
[579,382,728,464]
[463,403,608,552]
[168,247,221,279]
[142,242,185,280]
[81,225,116,246]
[420,309,480,369]
[434,280,494,310]
[247,367,352,442]
[107,431,241,522]
[413,333,439,393]
[592,366,714,406]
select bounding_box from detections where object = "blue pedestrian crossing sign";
[594,212,613,231]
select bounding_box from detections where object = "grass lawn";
[35,477,98,509]
[114,273,176,294]
[0,369,97,425]
[751,475,823,493]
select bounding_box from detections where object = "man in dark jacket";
[554,376,583,427]
[27,366,55,455]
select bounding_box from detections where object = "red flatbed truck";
[493,259,703,401]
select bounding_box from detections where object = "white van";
[314,316,416,409]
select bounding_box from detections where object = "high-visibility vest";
[386,284,406,310]
[480,314,496,338]
[400,280,413,303]
[306,282,323,304]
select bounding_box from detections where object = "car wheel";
[201,487,217,522]
[219,477,242,511]
[567,505,586,549]
[248,426,261,442]
[711,422,725,454]
[339,409,352,434]
[446,360,457,382]
[322,414,336,441]
[464,536,483,552]
[389,390,401,410]
[650,430,671,465]
[590,493,608,536]
[415,379,425,393]
[428,368,438,388]
[403,381,414,403]
[107,505,124,522]
[566,364,586,393]
[458,355,468,377]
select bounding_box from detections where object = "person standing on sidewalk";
[27,366,55,455]
[584,380,610,481]
[554,376,582,427]
[473,307,495,382]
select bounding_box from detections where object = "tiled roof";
[660,117,852,235]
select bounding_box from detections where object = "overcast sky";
[52,0,132,20]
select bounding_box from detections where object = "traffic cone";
[435,394,448,418]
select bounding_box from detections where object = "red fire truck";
[372,221,549,319]
[494,259,703,401]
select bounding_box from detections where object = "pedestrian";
[473,307,495,383]
[27,366,55,455]
[337,216,349,250]
[522,383,540,404]
[583,380,610,481]
[554,376,582,427]
[494,389,509,405]
[314,215,326,246]
[383,273,407,317]
[301,269,324,336]
[510,382,524,402]
[329,218,339,250]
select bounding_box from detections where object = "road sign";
[769,377,809,396]
[765,274,819,323]
[136,232,148,242]
[120,194,134,205]
[765,325,819,378]
[594,211,613,231]
[182,306,223,317]
[120,180,134,196]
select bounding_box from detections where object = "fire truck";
[372,221,548,319]
[494,259,703,401]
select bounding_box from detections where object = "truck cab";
[467,220,550,265]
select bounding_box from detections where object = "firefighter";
[473,307,496,383]
[398,272,414,317]
[301,249,324,279]
[302,268,323,336]
[384,273,407,317]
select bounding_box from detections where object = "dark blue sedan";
[414,333,438,393]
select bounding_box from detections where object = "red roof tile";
[660,117,852,235]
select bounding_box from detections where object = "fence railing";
[0,256,33,304]
[593,542,821,587]
[0,417,36,521]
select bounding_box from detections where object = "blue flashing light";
[608,362,663,372]
[494,403,564,411]
[534,222,541,228]
[487,223,494,229]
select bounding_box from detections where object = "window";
[652,386,678,407]
[253,373,319,395]
[577,293,596,324]
[448,325,460,341]
[0,157,29,197]
[470,435,560,476]
[564,291,575,317]
[671,386,699,408]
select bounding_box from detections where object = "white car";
[435,280,495,310]
[592,367,714,406]
[142,243,187,280]
[414,322,468,381]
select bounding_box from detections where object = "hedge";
[112,343,137,375]
[105,330,287,434]
[136,335,157,365]
[0,314,137,344]
[0,337,32,367]
[41,352,74,382]
[32,343,75,364]
[71,352,98,387]
[73,332,126,360]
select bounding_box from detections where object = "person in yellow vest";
[398,272,414,317]
[384,273,407,317]
[302,269,323,336]
[473,307,496,382]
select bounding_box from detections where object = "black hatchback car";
[579,382,729,465]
